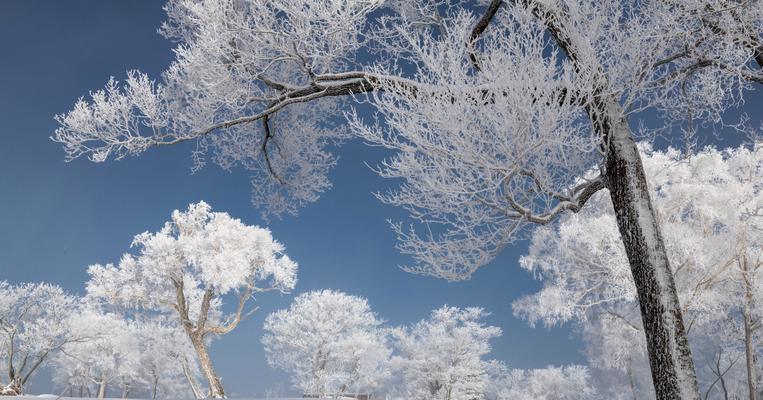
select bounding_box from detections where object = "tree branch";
[504,174,605,225]
[172,277,194,333]
[469,0,503,70]
[262,115,286,185]
[196,289,214,332]
[21,351,49,385]
[203,286,254,336]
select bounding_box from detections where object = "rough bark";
[742,255,758,400]
[190,335,225,398]
[602,100,700,399]
[173,279,225,398]
[467,0,702,395]
[0,380,21,396]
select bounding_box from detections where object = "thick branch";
[262,115,286,185]
[692,59,763,84]
[16,355,27,381]
[469,0,503,70]
[196,289,214,332]
[172,278,194,333]
[504,175,605,225]
[203,286,254,336]
[603,310,641,331]
[151,77,376,150]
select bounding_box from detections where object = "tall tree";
[84,201,298,398]
[392,306,501,400]
[514,145,763,399]
[0,282,78,396]
[52,1,763,397]
[262,290,391,397]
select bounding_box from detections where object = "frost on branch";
[262,290,391,398]
[52,309,201,399]
[50,0,763,396]
[87,201,297,308]
[52,0,763,234]
[513,144,763,398]
[51,307,141,399]
[85,201,297,398]
[54,72,169,163]
[391,306,502,400]
[353,8,600,280]
[53,0,385,217]
[352,0,763,281]
[0,282,78,395]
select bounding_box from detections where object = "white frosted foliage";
[262,290,390,397]
[0,282,78,395]
[514,144,763,398]
[86,201,297,316]
[392,306,501,400]
[51,0,763,396]
[85,201,297,398]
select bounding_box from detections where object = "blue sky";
[0,1,760,397]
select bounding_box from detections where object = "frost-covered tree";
[392,306,501,400]
[262,290,390,398]
[514,145,763,399]
[52,308,202,399]
[0,282,78,395]
[134,316,203,399]
[52,307,141,399]
[486,365,598,400]
[52,0,763,396]
[85,201,298,398]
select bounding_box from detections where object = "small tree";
[392,306,501,400]
[262,290,391,398]
[85,201,298,398]
[0,282,78,395]
[52,307,140,399]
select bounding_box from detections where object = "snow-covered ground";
[17,397,329,400]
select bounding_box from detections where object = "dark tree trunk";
[524,4,701,393]
[603,101,699,399]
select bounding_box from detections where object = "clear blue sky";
[0,1,759,397]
